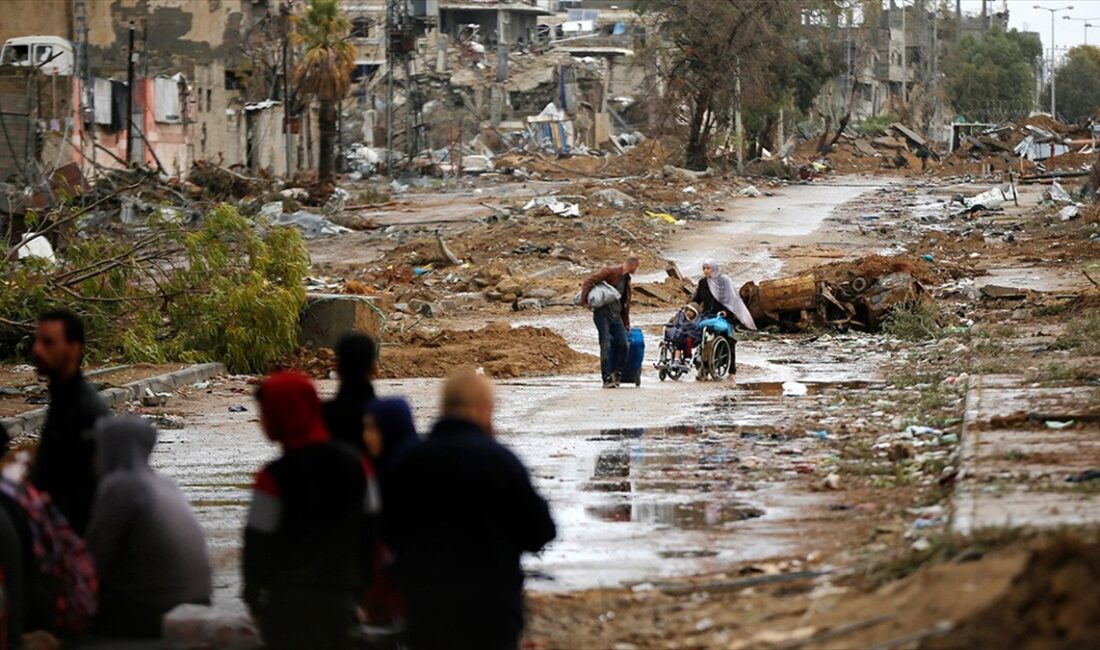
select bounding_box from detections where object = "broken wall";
[0,3,72,49]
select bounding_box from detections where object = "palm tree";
[293,0,355,186]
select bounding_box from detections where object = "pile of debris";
[739,255,933,332]
[793,122,933,175]
[940,114,1096,178]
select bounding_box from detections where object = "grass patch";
[1055,313,1100,356]
[883,300,945,341]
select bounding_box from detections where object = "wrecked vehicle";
[740,268,925,332]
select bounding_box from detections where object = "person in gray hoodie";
[85,416,212,638]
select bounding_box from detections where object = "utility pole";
[1035,5,1074,118]
[282,15,292,177]
[901,1,907,104]
[125,21,135,166]
[734,58,743,172]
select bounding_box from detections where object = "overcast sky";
[958,0,1100,52]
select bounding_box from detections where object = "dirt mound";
[1023,114,1072,136]
[925,537,1100,650]
[378,323,596,379]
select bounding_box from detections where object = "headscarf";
[93,415,157,476]
[335,332,378,402]
[703,259,757,330]
[366,398,418,474]
[257,371,330,450]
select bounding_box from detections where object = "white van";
[0,36,75,75]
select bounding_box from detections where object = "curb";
[0,362,226,436]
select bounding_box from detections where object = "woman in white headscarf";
[691,259,757,330]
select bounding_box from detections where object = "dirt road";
[151,177,894,611]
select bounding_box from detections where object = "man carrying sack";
[579,255,640,388]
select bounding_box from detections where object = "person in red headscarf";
[242,371,378,650]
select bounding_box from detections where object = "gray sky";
[959,0,1100,51]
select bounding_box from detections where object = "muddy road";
[151,179,896,610]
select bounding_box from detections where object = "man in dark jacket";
[28,310,108,535]
[323,332,378,452]
[383,371,556,650]
[244,371,376,650]
[580,255,639,388]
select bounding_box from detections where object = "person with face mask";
[84,416,212,638]
[28,310,109,535]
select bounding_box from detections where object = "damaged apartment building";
[814,0,1035,140]
[0,0,649,192]
[339,0,647,170]
[0,0,324,196]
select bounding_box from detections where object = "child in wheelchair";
[663,302,702,368]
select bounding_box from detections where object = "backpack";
[0,479,97,635]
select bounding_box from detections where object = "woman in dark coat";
[691,259,757,330]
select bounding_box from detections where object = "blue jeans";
[594,306,628,382]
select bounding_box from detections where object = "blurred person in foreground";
[243,371,376,650]
[384,370,555,650]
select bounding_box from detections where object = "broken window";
[350,17,372,39]
[1,44,29,66]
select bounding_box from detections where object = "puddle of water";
[585,501,765,529]
[736,380,877,396]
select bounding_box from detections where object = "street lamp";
[1062,15,1100,45]
[1088,22,1100,45]
[1035,5,1074,118]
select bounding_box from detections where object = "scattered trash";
[274,210,352,238]
[140,387,171,408]
[905,425,942,437]
[1045,420,1075,430]
[821,473,841,490]
[228,405,248,413]
[645,211,685,226]
[739,185,762,198]
[1059,205,1080,221]
[191,381,210,390]
[15,234,56,263]
[912,538,932,552]
[1067,469,1100,483]
[1046,180,1073,204]
[523,197,581,218]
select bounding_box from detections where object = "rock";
[408,299,441,318]
[822,473,841,490]
[502,293,518,303]
[635,284,672,303]
[525,287,558,300]
[662,165,710,183]
[394,302,411,313]
[666,263,684,281]
[496,279,524,297]
[485,290,504,301]
[592,188,635,206]
[528,264,572,280]
[515,298,544,311]
[980,284,1027,300]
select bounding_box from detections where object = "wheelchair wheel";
[709,337,733,379]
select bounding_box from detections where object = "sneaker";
[603,380,618,389]
[611,372,622,388]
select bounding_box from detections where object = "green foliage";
[944,28,1039,122]
[0,204,309,374]
[1041,46,1100,124]
[882,299,944,341]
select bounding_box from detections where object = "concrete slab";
[298,293,386,350]
[953,374,1100,534]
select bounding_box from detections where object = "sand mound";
[925,537,1100,650]
[378,323,596,379]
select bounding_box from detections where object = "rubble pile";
[793,122,933,175]
[938,114,1095,177]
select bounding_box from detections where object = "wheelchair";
[655,312,736,382]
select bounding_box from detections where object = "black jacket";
[242,441,372,607]
[383,418,556,650]
[28,372,108,535]
[323,381,375,453]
